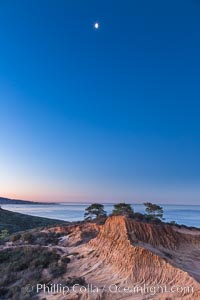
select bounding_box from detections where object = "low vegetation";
[0,229,9,240]
[8,229,64,247]
[0,207,67,234]
[0,246,68,299]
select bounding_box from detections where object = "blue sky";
[0,0,200,203]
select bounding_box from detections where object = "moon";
[94,22,99,29]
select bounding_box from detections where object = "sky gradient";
[0,0,200,203]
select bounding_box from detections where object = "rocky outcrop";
[39,216,200,300]
[90,216,200,250]
[86,216,200,299]
[46,222,100,246]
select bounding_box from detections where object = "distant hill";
[0,207,68,233]
[0,197,56,205]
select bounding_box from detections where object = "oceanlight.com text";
[25,283,194,296]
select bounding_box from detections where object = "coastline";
[2,203,200,228]
[1,213,200,299]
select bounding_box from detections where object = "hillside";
[1,215,200,299]
[0,207,68,233]
[0,196,56,205]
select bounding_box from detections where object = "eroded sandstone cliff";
[41,216,200,300]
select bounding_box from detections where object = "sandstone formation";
[41,216,200,300]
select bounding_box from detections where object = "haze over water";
[2,203,200,228]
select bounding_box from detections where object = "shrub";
[170,221,177,225]
[0,229,9,239]
[133,212,145,221]
[61,256,71,264]
[22,232,33,243]
[48,262,66,278]
[66,276,87,286]
[11,233,21,242]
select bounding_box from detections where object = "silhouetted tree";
[143,202,164,221]
[111,202,134,218]
[84,203,107,220]
[170,220,177,225]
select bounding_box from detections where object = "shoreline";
[1,207,200,233]
[2,203,200,229]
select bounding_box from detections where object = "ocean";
[1,203,200,228]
